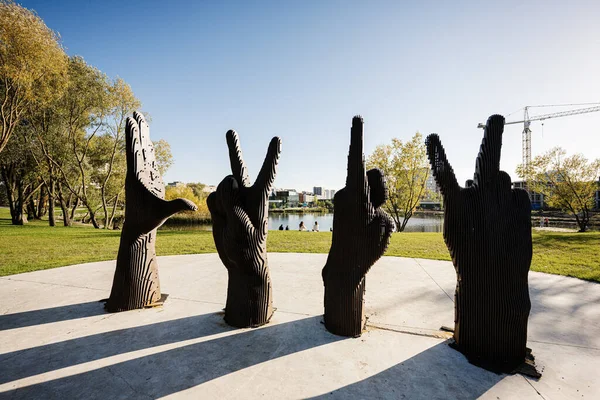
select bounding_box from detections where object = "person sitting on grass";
[313,221,319,232]
[299,221,306,231]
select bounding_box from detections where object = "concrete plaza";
[1,253,599,399]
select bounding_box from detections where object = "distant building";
[313,187,323,196]
[202,185,217,194]
[271,190,300,207]
[513,181,544,210]
[167,181,186,188]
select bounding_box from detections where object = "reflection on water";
[162,213,444,232]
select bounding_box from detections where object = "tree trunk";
[108,192,120,229]
[87,207,100,228]
[323,275,366,337]
[17,175,27,224]
[57,181,71,227]
[27,197,36,220]
[1,165,25,225]
[70,189,80,221]
[47,179,56,227]
[37,185,47,218]
[102,186,109,229]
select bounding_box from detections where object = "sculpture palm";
[207,130,281,328]
[426,114,537,374]
[322,116,395,337]
[106,112,197,312]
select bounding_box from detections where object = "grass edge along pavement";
[0,209,598,283]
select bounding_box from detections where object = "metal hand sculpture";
[106,112,197,312]
[426,115,538,375]
[322,116,395,337]
[207,131,281,328]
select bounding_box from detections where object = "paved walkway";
[0,254,598,399]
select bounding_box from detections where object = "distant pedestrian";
[279,224,284,230]
[539,217,544,228]
[544,217,549,227]
[313,221,319,232]
[299,221,306,231]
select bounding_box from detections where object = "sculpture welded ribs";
[207,130,281,328]
[426,114,539,376]
[322,116,394,337]
[105,112,197,312]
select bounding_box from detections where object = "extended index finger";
[346,115,366,190]
[426,134,459,196]
[255,136,281,194]
[473,114,504,188]
[226,130,250,187]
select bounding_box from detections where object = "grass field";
[1,208,598,283]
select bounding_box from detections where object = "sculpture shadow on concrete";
[426,114,540,376]
[1,314,505,399]
[105,112,197,312]
[207,130,281,328]
[322,116,395,337]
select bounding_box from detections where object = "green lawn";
[1,208,598,283]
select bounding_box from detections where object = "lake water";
[164,213,444,232]
[270,213,443,232]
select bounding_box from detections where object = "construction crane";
[477,103,600,172]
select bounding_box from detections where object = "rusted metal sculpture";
[105,112,197,312]
[207,130,281,328]
[322,116,395,337]
[426,114,539,376]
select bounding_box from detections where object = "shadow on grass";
[532,231,600,246]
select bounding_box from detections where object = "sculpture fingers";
[254,136,281,196]
[496,171,513,205]
[125,116,141,176]
[426,134,459,197]
[216,175,256,236]
[346,116,368,201]
[226,130,251,187]
[366,168,387,209]
[473,114,504,189]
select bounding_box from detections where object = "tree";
[0,124,42,224]
[154,139,173,176]
[518,147,600,232]
[0,0,67,153]
[367,132,431,231]
[96,78,140,229]
[165,185,201,205]
[54,56,110,228]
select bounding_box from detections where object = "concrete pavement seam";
[412,259,454,303]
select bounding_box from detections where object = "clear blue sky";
[22,0,600,192]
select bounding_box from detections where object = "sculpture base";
[224,269,274,328]
[449,340,541,378]
[323,277,366,338]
